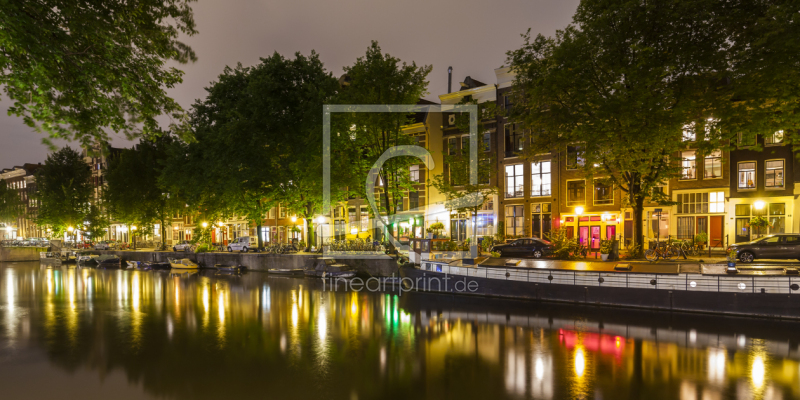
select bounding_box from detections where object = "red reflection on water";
[558,329,625,360]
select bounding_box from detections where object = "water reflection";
[0,262,799,400]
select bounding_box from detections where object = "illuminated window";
[765,130,784,145]
[765,160,784,189]
[505,164,524,198]
[681,151,696,180]
[682,123,696,141]
[567,180,585,206]
[531,161,551,197]
[738,162,756,189]
[703,150,722,178]
[709,192,724,213]
[594,180,613,205]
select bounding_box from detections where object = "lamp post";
[131,225,137,250]
[67,226,74,245]
[291,216,297,245]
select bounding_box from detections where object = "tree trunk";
[255,200,263,250]
[305,217,314,251]
[256,222,263,251]
[632,195,646,259]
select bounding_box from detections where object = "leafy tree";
[105,136,181,244]
[429,99,498,253]
[35,147,93,238]
[166,51,340,249]
[338,41,432,245]
[83,203,110,242]
[0,183,23,227]
[0,0,197,146]
[507,0,800,256]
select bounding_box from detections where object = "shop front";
[561,209,620,250]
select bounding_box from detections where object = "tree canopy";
[507,0,800,254]
[35,147,93,237]
[105,136,181,242]
[337,41,432,242]
[0,0,197,146]
[164,51,341,248]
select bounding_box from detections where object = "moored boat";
[143,261,171,270]
[97,255,122,269]
[215,264,247,273]
[168,258,199,269]
[39,252,62,267]
[266,268,304,276]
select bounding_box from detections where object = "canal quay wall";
[0,247,47,262]
[401,264,800,320]
[92,250,400,276]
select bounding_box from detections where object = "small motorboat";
[215,264,247,273]
[143,261,171,270]
[321,270,357,279]
[126,261,138,269]
[97,255,122,269]
[266,268,304,276]
[40,252,62,267]
[168,258,199,269]
[77,252,99,265]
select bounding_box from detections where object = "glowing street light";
[754,200,765,210]
[202,222,208,228]
[291,216,297,223]
[67,226,74,232]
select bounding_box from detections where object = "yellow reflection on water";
[575,347,586,377]
[132,272,140,311]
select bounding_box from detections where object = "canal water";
[0,262,798,400]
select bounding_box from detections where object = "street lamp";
[131,225,137,250]
[754,200,765,210]
[202,222,208,228]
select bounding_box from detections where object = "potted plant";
[694,232,709,250]
[429,222,445,238]
[599,240,613,261]
[747,216,771,238]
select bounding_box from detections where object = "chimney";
[447,66,453,94]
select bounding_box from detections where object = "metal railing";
[418,262,800,295]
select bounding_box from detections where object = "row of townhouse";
[322,67,800,252]
[5,70,796,250]
[0,163,43,240]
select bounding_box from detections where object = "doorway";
[579,226,589,247]
[606,225,616,241]
[710,216,723,248]
[590,226,601,250]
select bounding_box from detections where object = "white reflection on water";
[708,347,726,385]
[5,269,16,344]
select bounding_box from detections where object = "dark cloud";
[0,0,578,167]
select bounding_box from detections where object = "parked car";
[95,241,112,250]
[173,240,193,252]
[228,236,257,253]
[491,238,554,258]
[728,234,800,263]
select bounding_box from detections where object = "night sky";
[0,0,578,167]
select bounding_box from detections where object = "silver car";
[95,241,112,250]
[173,240,193,252]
